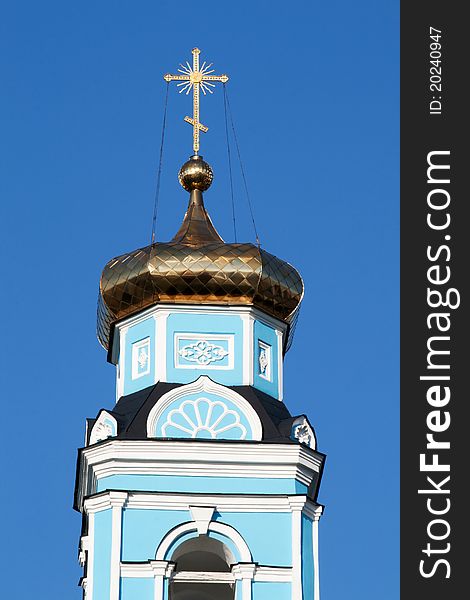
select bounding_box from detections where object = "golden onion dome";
[97,156,303,351]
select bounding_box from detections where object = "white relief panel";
[258,340,272,381]
[161,397,247,440]
[175,333,234,370]
[132,337,151,379]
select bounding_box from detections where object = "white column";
[289,498,306,600]
[109,492,128,600]
[150,561,175,600]
[312,506,323,600]
[86,512,95,600]
[232,563,256,600]
[241,313,254,385]
[116,327,128,402]
[275,329,283,400]
[154,311,169,383]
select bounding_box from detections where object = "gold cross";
[164,48,229,154]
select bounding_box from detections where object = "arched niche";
[169,536,235,600]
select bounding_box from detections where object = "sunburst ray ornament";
[164,48,229,154]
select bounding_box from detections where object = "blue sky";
[0,1,399,598]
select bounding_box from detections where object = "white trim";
[131,337,151,380]
[109,492,127,600]
[258,340,272,382]
[302,502,323,521]
[254,567,292,583]
[125,492,308,512]
[232,563,256,600]
[87,512,95,600]
[240,313,254,385]
[89,411,117,446]
[290,503,303,600]
[121,562,155,578]
[154,311,169,382]
[189,506,215,535]
[115,303,287,336]
[174,333,234,370]
[155,521,196,560]
[77,441,323,510]
[146,376,262,440]
[173,571,234,583]
[149,560,174,600]
[116,326,128,402]
[155,521,251,562]
[276,329,284,401]
[313,517,320,600]
[120,562,293,583]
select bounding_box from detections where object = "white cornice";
[76,440,323,511]
[85,491,128,514]
[101,491,314,512]
[114,304,287,337]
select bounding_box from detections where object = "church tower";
[75,48,325,600]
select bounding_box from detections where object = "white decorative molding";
[313,518,321,600]
[146,376,262,441]
[120,562,292,583]
[240,313,254,385]
[89,491,308,513]
[154,311,169,383]
[76,440,323,510]
[116,326,128,402]
[178,340,228,365]
[276,329,284,401]
[89,411,117,446]
[292,416,316,450]
[258,340,271,381]
[189,505,215,535]
[291,504,303,600]
[86,512,95,600]
[79,535,89,567]
[155,520,252,562]
[109,492,128,600]
[132,337,151,380]
[174,333,234,370]
[161,397,247,440]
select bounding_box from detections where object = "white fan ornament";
[161,397,247,440]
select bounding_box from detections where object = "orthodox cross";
[164,48,229,154]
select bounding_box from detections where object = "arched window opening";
[169,536,235,600]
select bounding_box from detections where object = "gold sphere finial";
[178,155,214,192]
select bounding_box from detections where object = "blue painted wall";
[123,317,155,395]
[120,577,154,600]
[252,582,291,600]
[216,511,292,566]
[301,515,314,600]
[93,509,112,600]
[97,474,307,496]
[122,509,189,561]
[253,319,279,399]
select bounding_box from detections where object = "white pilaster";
[109,492,128,600]
[289,497,306,600]
[116,326,128,402]
[150,560,175,600]
[312,506,323,600]
[154,311,170,382]
[241,313,254,385]
[275,328,283,400]
[86,512,95,600]
[232,563,256,600]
